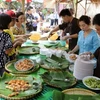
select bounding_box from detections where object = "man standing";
[92,13,100,78]
[49,12,55,26]
[32,7,40,31]
[26,6,34,32]
[49,9,81,51]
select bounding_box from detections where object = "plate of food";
[14,59,34,72]
[5,60,39,74]
[83,76,100,90]
[0,73,42,100]
[29,33,41,43]
[67,54,78,63]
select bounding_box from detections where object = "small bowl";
[14,59,34,72]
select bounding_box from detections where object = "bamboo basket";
[62,88,97,95]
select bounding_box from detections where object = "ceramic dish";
[5,59,39,74]
[67,54,78,63]
[14,59,34,72]
[83,76,100,90]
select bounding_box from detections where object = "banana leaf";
[18,46,40,55]
[5,60,39,74]
[0,72,42,100]
[44,43,68,51]
[41,71,77,90]
[51,55,67,63]
[41,55,70,70]
[53,90,99,100]
[44,42,59,47]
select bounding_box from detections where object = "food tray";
[5,60,39,74]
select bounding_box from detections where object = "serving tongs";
[52,78,70,82]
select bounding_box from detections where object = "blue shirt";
[77,29,100,54]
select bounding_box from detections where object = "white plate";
[14,59,34,72]
[83,76,100,90]
[26,39,39,44]
[67,54,78,63]
[48,39,57,43]
[69,64,74,72]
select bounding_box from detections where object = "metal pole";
[85,0,87,15]
[75,0,78,17]
[21,0,25,13]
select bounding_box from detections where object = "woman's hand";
[13,38,26,48]
[80,52,91,55]
[5,48,13,54]
[79,52,94,60]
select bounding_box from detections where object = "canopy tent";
[43,0,74,15]
[34,0,43,3]
[3,0,31,3]
[43,0,73,8]
[75,0,100,17]
[43,0,55,8]
[43,0,100,17]
[1,0,100,17]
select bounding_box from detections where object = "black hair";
[69,8,74,15]
[16,12,24,22]
[0,13,11,30]
[27,6,33,12]
[79,15,91,25]
[93,13,100,26]
[59,9,72,17]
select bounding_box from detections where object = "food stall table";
[0,40,99,100]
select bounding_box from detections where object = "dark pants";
[0,67,5,76]
[26,23,34,32]
[33,26,37,31]
[94,67,100,78]
[51,19,54,26]
[55,19,58,25]
[9,54,16,61]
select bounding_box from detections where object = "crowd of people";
[0,7,100,78]
[49,9,100,78]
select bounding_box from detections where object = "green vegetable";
[84,78,100,89]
